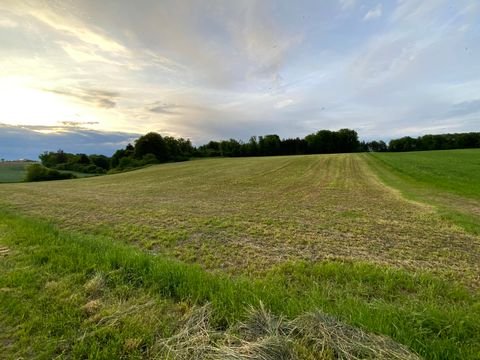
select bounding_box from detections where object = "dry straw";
[153,303,421,360]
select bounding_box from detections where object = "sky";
[0,0,479,159]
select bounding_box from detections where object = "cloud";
[59,42,122,65]
[0,17,17,28]
[446,99,480,117]
[148,102,182,115]
[26,5,127,54]
[0,0,478,146]
[44,87,120,109]
[391,0,446,24]
[363,4,383,21]
[0,123,139,160]
[274,99,295,109]
[61,121,100,127]
[339,0,356,11]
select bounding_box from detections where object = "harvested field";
[0,154,478,286]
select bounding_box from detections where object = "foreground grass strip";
[1,211,479,359]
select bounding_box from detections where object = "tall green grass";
[1,210,479,359]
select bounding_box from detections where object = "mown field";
[1,152,479,359]
[0,161,34,182]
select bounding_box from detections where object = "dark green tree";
[134,132,168,162]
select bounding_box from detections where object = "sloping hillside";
[0,154,478,286]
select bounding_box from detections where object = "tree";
[365,140,387,152]
[305,130,334,153]
[39,149,68,167]
[246,136,259,156]
[389,137,417,152]
[164,136,180,159]
[259,134,281,156]
[111,144,134,168]
[177,138,194,157]
[336,128,360,153]
[89,154,110,170]
[220,139,242,157]
[198,141,221,157]
[280,138,307,155]
[134,132,168,162]
[77,153,91,165]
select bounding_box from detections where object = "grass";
[0,154,479,286]
[1,210,479,359]
[0,161,35,183]
[367,150,480,235]
[370,150,480,200]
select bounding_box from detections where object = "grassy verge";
[366,152,480,235]
[1,210,479,359]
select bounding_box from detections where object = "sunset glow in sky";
[0,0,479,158]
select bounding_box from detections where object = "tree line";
[388,132,480,152]
[197,129,360,157]
[28,130,480,181]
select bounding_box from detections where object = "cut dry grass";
[153,304,421,360]
[0,154,479,286]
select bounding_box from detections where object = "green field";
[369,149,480,234]
[371,150,480,199]
[0,161,97,183]
[1,152,479,359]
[0,161,34,182]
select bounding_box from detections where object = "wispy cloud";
[26,5,127,54]
[339,0,356,11]
[148,102,183,115]
[364,4,383,21]
[43,87,120,109]
[0,17,17,28]
[61,121,100,127]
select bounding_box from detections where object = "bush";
[141,153,159,165]
[117,157,143,170]
[25,164,76,182]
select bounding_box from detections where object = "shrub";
[25,164,76,182]
[141,153,159,165]
[118,156,142,170]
